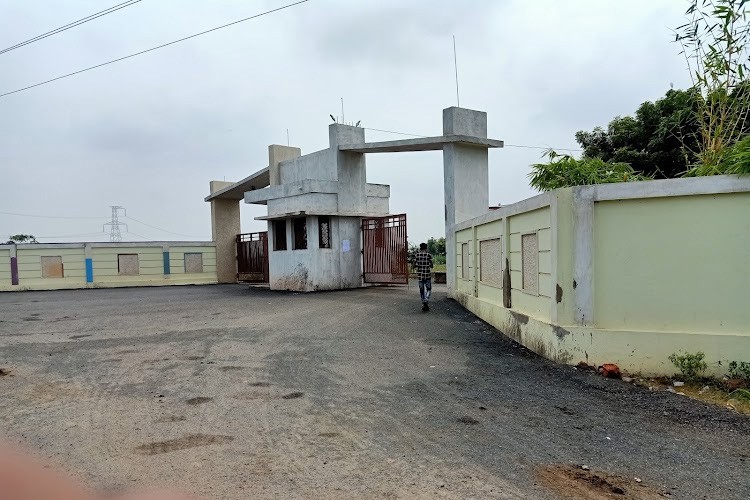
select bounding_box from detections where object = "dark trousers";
[418,278,432,304]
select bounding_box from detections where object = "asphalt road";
[0,284,748,499]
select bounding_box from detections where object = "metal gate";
[362,214,408,284]
[236,232,269,283]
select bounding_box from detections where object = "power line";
[34,232,106,239]
[363,127,582,152]
[0,0,311,98]
[504,143,582,152]
[0,210,105,219]
[0,1,143,56]
[124,215,201,239]
[123,230,149,240]
[364,127,426,137]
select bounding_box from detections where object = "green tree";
[6,234,37,244]
[426,237,446,257]
[575,89,702,178]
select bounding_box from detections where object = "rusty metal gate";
[362,214,408,284]
[236,232,269,283]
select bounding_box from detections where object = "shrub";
[668,351,708,381]
[728,361,750,381]
[528,150,652,192]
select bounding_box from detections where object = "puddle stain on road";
[282,392,304,400]
[185,396,213,405]
[134,434,233,455]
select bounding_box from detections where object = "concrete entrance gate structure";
[205,107,503,292]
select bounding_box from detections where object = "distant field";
[408,264,446,277]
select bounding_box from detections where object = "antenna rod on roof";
[453,35,460,107]
[286,128,290,146]
[341,97,345,124]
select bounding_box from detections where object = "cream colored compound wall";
[452,176,750,376]
[508,207,552,322]
[16,246,86,289]
[0,248,11,286]
[476,219,504,306]
[169,245,218,284]
[0,242,217,291]
[91,246,164,283]
[593,193,750,334]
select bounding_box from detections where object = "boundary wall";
[452,175,750,376]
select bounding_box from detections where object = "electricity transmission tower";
[103,206,127,242]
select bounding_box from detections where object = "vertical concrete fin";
[268,145,301,186]
[209,180,241,284]
[329,124,367,214]
[443,107,490,294]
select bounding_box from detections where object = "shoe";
[422,303,428,312]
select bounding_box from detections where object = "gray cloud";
[0,0,690,244]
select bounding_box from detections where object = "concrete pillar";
[209,180,241,284]
[329,124,367,213]
[443,107,489,295]
[268,145,301,186]
[550,188,576,326]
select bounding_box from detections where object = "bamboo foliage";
[528,150,652,192]
[675,0,750,174]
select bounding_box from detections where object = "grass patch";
[634,378,750,415]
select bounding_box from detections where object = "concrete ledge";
[204,168,270,201]
[0,242,214,250]
[244,180,339,204]
[256,210,390,221]
[365,183,390,197]
[456,292,750,377]
[339,134,504,153]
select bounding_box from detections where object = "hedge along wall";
[0,242,217,291]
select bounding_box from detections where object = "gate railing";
[362,214,408,284]
[236,232,269,283]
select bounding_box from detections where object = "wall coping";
[454,192,552,232]
[574,174,750,202]
[0,241,215,250]
[453,174,750,233]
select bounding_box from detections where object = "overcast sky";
[0,0,691,244]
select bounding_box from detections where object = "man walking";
[413,243,434,312]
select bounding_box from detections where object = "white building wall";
[279,149,336,184]
[268,216,361,291]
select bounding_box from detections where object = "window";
[479,239,502,287]
[521,233,539,294]
[41,256,64,278]
[118,254,139,276]
[293,217,307,250]
[273,220,287,251]
[461,243,469,279]
[184,253,203,273]
[318,216,331,249]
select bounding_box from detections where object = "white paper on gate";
[342,239,350,252]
